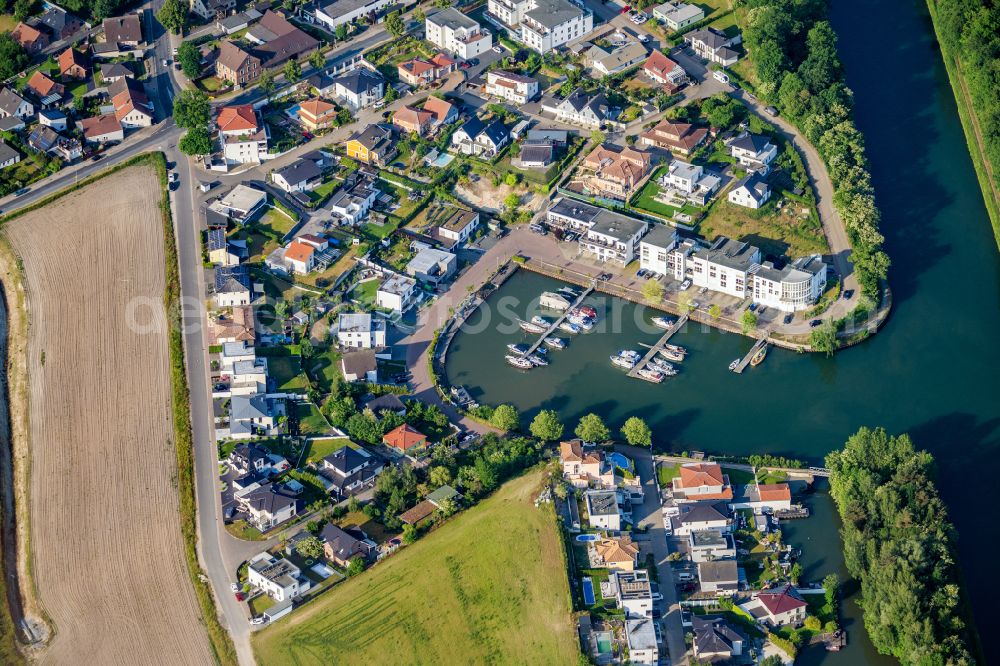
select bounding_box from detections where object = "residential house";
[218,104,268,165]
[752,255,827,312]
[329,174,379,224]
[297,98,337,131]
[638,224,678,275]
[653,2,704,31]
[613,570,653,618]
[625,618,659,665]
[208,305,256,345]
[110,77,153,128]
[427,484,462,510]
[0,117,25,132]
[58,48,88,80]
[216,41,262,87]
[266,238,317,275]
[38,109,68,132]
[247,11,319,69]
[590,536,640,572]
[692,616,744,661]
[397,53,456,86]
[670,501,732,536]
[190,0,237,21]
[546,198,648,264]
[340,348,378,382]
[584,488,627,531]
[687,27,741,66]
[272,159,322,192]
[392,105,434,137]
[451,116,510,158]
[588,41,648,77]
[247,551,310,600]
[488,0,592,53]
[382,423,428,452]
[26,72,64,104]
[746,584,808,627]
[406,246,456,284]
[423,96,458,127]
[399,499,438,525]
[228,443,290,477]
[331,67,384,111]
[728,171,771,209]
[671,462,733,501]
[516,139,557,168]
[698,559,739,595]
[540,88,617,129]
[429,205,479,247]
[320,523,373,566]
[346,123,396,166]
[642,49,688,90]
[99,62,133,83]
[103,14,143,49]
[688,529,736,563]
[31,4,86,41]
[666,235,760,298]
[314,0,397,30]
[729,131,777,173]
[376,274,417,313]
[425,7,492,60]
[28,126,80,161]
[211,184,268,221]
[485,70,539,104]
[215,264,253,306]
[640,118,707,154]
[581,143,653,199]
[238,480,298,530]
[220,340,256,369]
[317,444,383,500]
[0,88,33,120]
[0,142,20,169]
[230,393,280,438]
[336,312,386,348]
[559,439,613,488]
[730,481,793,511]
[12,22,49,54]
[364,393,407,416]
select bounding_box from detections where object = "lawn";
[303,437,355,465]
[334,510,395,544]
[252,469,579,664]
[658,462,681,486]
[0,13,17,32]
[295,401,332,436]
[307,346,343,395]
[269,355,310,394]
[249,594,276,616]
[349,279,379,308]
[259,206,297,239]
[698,198,828,258]
[630,166,704,221]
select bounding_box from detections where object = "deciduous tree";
[529,409,564,441]
[575,413,609,443]
[621,416,651,447]
[490,404,519,431]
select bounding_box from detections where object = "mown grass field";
[252,469,579,665]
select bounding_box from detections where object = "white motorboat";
[527,354,548,366]
[539,291,572,311]
[663,344,687,355]
[618,350,641,362]
[518,319,546,334]
[729,358,740,371]
[637,367,665,383]
[506,355,534,369]
[560,321,581,334]
[652,316,674,329]
[530,315,551,327]
[659,348,685,362]
[507,343,530,354]
[611,354,637,370]
[569,315,594,330]
[544,337,566,349]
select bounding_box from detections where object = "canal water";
[447,0,1000,661]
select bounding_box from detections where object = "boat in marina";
[507,343,530,354]
[569,315,594,330]
[558,286,579,299]
[728,358,740,371]
[664,344,686,355]
[571,305,597,319]
[652,316,675,329]
[750,344,768,367]
[506,355,534,369]
[560,321,581,334]
[538,291,572,311]
[637,367,665,383]
[649,359,677,375]
[518,319,546,334]
[544,336,566,349]
[659,348,685,362]
[530,315,551,327]
[611,354,637,370]
[527,354,548,367]
[618,350,642,362]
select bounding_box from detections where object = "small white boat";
[558,287,579,298]
[728,358,740,371]
[544,337,566,349]
[560,321,581,334]
[506,355,534,369]
[649,359,675,374]
[571,305,597,319]
[518,319,546,334]
[530,315,551,327]
[652,316,674,329]
[637,367,665,383]
[664,344,687,355]
[539,291,572,311]
[659,348,685,362]
[611,354,637,370]
[527,354,548,366]
[507,343,529,354]
[618,350,641,362]
[569,315,594,331]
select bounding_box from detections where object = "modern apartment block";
[425,7,493,60]
[488,0,592,53]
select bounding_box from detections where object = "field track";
[3,166,213,664]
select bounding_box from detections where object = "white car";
[679,278,692,290]
[250,617,266,626]
[713,70,730,84]
[493,45,503,54]
[230,583,240,593]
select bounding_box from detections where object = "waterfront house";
[590,536,641,572]
[729,481,792,511]
[729,131,778,174]
[406,247,457,284]
[425,7,492,60]
[247,551,310,600]
[560,439,614,488]
[383,423,428,452]
[640,118,707,154]
[697,559,739,595]
[638,225,678,275]
[546,198,648,264]
[692,616,744,661]
[688,529,736,563]
[671,235,762,299]
[320,524,372,566]
[336,312,386,348]
[580,143,654,199]
[584,488,628,531]
[670,501,731,536]
[686,27,741,66]
[752,255,827,312]
[671,462,734,501]
[613,570,653,618]
[743,584,807,627]
[728,172,771,209]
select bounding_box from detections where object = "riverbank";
[923,0,1000,250]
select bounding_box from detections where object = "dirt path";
[954,59,1000,215]
[2,166,213,665]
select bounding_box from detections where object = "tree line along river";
[446,0,1000,662]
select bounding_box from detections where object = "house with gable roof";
[671,462,734,501]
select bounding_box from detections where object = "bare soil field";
[2,166,213,664]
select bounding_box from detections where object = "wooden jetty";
[628,313,689,378]
[732,337,768,374]
[521,285,596,357]
[773,506,810,521]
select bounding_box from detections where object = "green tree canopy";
[621,416,651,447]
[490,404,519,431]
[177,41,201,79]
[258,68,276,99]
[173,89,210,129]
[157,0,189,35]
[0,34,29,81]
[809,320,837,356]
[641,279,664,303]
[283,58,302,83]
[295,535,324,559]
[575,413,609,443]
[178,127,213,155]
[529,409,564,442]
[384,10,405,36]
[335,23,348,41]
[741,310,758,335]
[309,49,326,71]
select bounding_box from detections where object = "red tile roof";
[27,71,61,97]
[283,240,314,264]
[560,440,602,465]
[644,49,681,81]
[80,113,123,139]
[757,483,791,502]
[678,463,726,489]
[757,584,807,616]
[217,105,258,132]
[383,423,427,451]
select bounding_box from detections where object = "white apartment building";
[336,312,387,348]
[488,0,592,53]
[485,70,539,104]
[547,198,648,264]
[425,7,492,60]
[638,224,678,275]
[673,236,761,298]
[752,255,827,312]
[247,552,311,601]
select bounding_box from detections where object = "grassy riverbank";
[924,0,1000,251]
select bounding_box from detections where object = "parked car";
[765,105,779,116]
[689,300,700,309]
[91,153,103,162]
[713,70,730,84]
[810,319,823,327]
[679,279,692,290]
[843,289,854,299]
[250,617,266,626]
[235,592,245,601]
[783,313,793,324]
[230,583,240,592]
[748,302,758,312]
[758,306,767,315]
[492,45,503,54]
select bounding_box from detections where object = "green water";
[446,0,1000,660]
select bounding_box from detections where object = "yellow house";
[345,123,395,166]
[591,536,640,572]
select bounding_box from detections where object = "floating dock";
[732,338,768,374]
[521,285,596,357]
[628,313,689,378]
[774,506,810,520]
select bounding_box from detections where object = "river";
[445,0,1000,662]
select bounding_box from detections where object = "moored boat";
[659,348,685,362]
[538,291,572,311]
[618,350,641,362]
[571,305,597,319]
[750,344,768,367]
[637,367,665,383]
[530,315,551,327]
[518,319,546,334]
[664,344,687,355]
[649,359,676,375]
[728,358,740,371]
[544,336,566,349]
[558,286,579,298]
[559,321,581,334]
[507,343,529,354]
[611,354,637,370]
[527,354,548,366]
[569,315,594,330]
[652,316,674,329]
[506,355,534,369]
